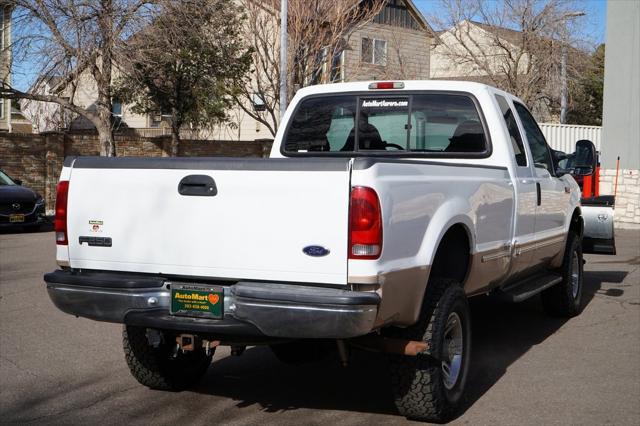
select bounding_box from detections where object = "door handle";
[178,175,217,196]
[536,182,541,206]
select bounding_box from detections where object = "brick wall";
[0,132,273,212]
[599,169,640,228]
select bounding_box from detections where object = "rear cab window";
[282,92,490,157]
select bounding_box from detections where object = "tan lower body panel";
[351,266,430,328]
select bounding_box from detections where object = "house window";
[0,99,4,119]
[361,38,387,66]
[111,100,122,117]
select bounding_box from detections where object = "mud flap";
[582,196,616,255]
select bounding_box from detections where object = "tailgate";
[65,157,351,285]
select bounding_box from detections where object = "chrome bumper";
[44,271,380,339]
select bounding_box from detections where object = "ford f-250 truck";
[44,81,615,422]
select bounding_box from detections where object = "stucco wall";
[601,0,640,171]
[430,22,529,79]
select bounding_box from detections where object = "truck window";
[513,102,554,173]
[284,96,356,152]
[283,93,488,156]
[495,95,527,166]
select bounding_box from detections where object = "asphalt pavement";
[1,228,639,425]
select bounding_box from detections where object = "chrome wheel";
[571,251,580,299]
[442,312,463,390]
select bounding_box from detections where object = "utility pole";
[279,0,288,120]
[560,45,567,124]
[559,11,585,124]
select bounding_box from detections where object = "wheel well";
[570,208,584,238]
[430,224,471,284]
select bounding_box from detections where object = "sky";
[414,0,607,45]
[11,0,608,92]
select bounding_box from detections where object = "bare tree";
[115,0,252,155]
[1,0,153,156]
[234,0,385,137]
[429,0,587,118]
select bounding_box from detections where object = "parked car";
[0,169,47,231]
[43,80,615,423]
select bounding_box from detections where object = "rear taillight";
[349,186,382,259]
[55,181,69,245]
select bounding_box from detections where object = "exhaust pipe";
[349,335,429,356]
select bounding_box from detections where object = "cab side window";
[495,95,527,167]
[513,102,554,174]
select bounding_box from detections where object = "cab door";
[494,94,536,277]
[513,102,569,266]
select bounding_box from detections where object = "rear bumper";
[44,270,380,339]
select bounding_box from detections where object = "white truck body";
[51,81,582,328]
[46,81,596,421]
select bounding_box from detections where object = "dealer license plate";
[170,283,223,319]
[10,214,25,223]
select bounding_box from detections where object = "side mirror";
[552,150,568,162]
[14,179,23,185]
[573,166,594,176]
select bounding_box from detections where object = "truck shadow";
[459,268,628,415]
[192,268,628,420]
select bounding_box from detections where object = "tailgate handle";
[178,175,217,196]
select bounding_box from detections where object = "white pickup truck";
[45,81,614,422]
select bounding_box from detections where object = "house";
[344,0,433,81]
[22,70,167,134]
[429,20,530,80]
[210,0,433,140]
[21,0,433,140]
[430,19,589,122]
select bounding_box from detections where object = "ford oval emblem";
[303,245,330,257]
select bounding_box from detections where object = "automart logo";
[362,100,408,108]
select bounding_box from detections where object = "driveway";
[1,229,638,425]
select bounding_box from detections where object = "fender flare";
[417,198,476,278]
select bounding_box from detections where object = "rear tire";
[388,279,471,423]
[123,326,213,390]
[541,231,584,317]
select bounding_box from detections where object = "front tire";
[541,231,584,317]
[389,279,471,423]
[123,326,213,390]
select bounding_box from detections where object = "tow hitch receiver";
[175,334,220,355]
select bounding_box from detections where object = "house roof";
[433,20,524,47]
[467,20,523,46]
[402,0,434,33]
[258,0,433,34]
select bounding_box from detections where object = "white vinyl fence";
[539,123,602,153]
